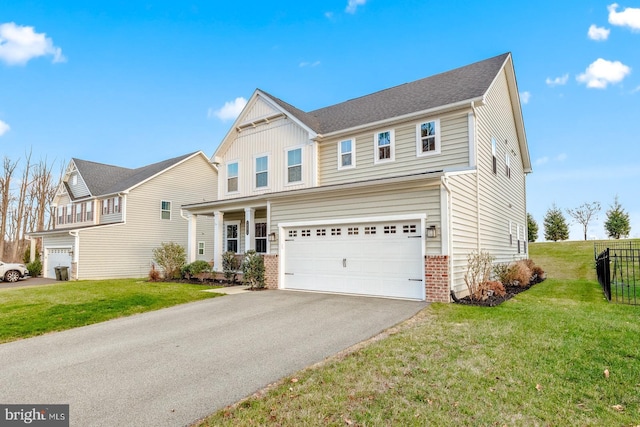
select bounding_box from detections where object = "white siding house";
[29,152,217,280]
[185,52,532,302]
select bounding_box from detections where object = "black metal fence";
[595,241,640,305]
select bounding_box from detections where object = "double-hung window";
[374,130,395,163]
[67,204,72,223]
[338,139,355,169]
[287,148,302,183]
[161,200,171,220]
[255,222,267,253]
[225,222,239,252]
[505,151,511,179]
[416,119,440,156]
[227,162,239,193]
[491,138,497,175]
[86,202,93,221]
[255,155,268,188]
[198,241,205,255]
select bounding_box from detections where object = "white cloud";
[325,11,334,19]
[208,97,247,121]
[0,22,65,66]
[576,58,631,89]
[633,85,640,93]
[299,60,321,68]
[545,74,569,87]
[555,153,567,162]
[608,3,640,31]
[534,153,566,166]
[535,157,549,166]
[588,24,610,40]
[345,0,366,14]
[519,91,531,104]
[0,119,9,136]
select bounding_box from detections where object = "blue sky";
[1,0,639,240]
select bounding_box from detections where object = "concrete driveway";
[0,290,425,427]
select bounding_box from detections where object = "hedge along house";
[183,52,532,302]
[28,152,217,280]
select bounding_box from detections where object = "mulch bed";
[453,277,545,307]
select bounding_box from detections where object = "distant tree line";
[0,152,60,262]
[527,196,632,242]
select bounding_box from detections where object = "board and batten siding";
[269,183,442,256]
[218,117,314,199]
[446,172,481,294]
[318,112,471,186]
[242,97,280,122]
[75,155,217,279]
[475,68,528,264]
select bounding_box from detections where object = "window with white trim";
[161,200,171,220]
[76,204,83,222]
[491,138,497,175]
[227,162,239,193]
[255,222,267,253]
[505,151,511,179]
[198,241,205,255]
[255,156,268,188]
[225,223,239,252]
[416,120,440,156]
[287,148,302,183]
[338,139,355,169]
[71,175,77,185]
[57,207,63,225]
[374,130,395,163]
[66,204,72,223]
[86,202,93,221]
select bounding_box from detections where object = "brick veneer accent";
[425,255,450,303]
[263,254,279,289]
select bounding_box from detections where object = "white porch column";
[213,211,224,272]
[187,213,197,263]
[244,207,255,252]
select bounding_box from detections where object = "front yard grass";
[200,241,640,426]
[0,279,222,343]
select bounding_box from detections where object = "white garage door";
[283,220,424,300]
[46,248,72,279]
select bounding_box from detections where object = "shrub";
[476,280,506,300]
[242,250,265,290]
[511,260,532,287]
[181,260,212,279]
[26,258,42,277]
[464,250,494,301]
[152,242,186,279]
[148,264,161,282]
[222,251,240,283]
[531,265,546,283]
[493,263,511,284]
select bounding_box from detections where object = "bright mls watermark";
[0,405,68,427]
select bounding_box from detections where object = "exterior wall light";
[426,225,437,238]
[268,232,277,242]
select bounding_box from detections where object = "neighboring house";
[184,52,531,302]
[28,152,217,280]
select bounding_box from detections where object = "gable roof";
[71,151,202,198]
[264,52,510,136]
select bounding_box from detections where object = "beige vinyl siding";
[475,69,527,264]
[269,182,441,255]
[218,117,313,199]
[318,112,470,186]
[447,172,480,294]
[99,198,123,224]
[68,172,90,198]
[75,155,217,279]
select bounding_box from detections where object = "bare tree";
[566,201,601,241]
[0,157,19,260]
[10,151,32,261]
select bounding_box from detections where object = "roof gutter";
[315,97,484,140]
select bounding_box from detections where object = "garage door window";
[364,226,377,235]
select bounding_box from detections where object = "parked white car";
[0,262,29,283]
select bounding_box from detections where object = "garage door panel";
[283,220,424,300]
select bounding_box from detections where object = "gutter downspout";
[471,100,482,252]
[440,176,454,298]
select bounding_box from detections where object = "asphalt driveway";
[0,290,426,427]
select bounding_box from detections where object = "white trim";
[198,241,206,256]
[284,145,304,185]
[160,200,172,221]
[224,220,241,253]
[266,200,272,255]
[279,213,427,229]
[415,119,441,157]
[337,138,356,170]
[468,112,476,168]
[373,129,395,164]
[253,153,270,191]
[226,160,240,195]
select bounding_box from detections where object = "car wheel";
[4,270,20,283]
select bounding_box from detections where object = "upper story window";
[86,202,93,221]
[338,139,355,169]
[505,151,511,179]
[491,138,497,175]
[161,200,171,220]
[57,206,63,225]
[416,119,441,156]
[227,162,239,193]
[66,204,72,223]
[287,148,302,183]
[374,130,395,164]
[76,204,83,222]
[71,175,77,185]
[255,155,268,188]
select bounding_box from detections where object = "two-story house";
[183,52,531,302]
[29,151,217,280]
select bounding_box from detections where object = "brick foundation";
[425,255,450,303]
[263,254,279,289]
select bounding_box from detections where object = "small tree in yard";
[222,251,241,283]
[566,201,601,241]
[464,250,494,301]
[604,195,631,239]
[543,203,569,241]
[242,250,265,290]
[527,213,538,242]
[152,242,186,279]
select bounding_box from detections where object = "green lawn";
[200,241,640,426]
[0,279,222,343]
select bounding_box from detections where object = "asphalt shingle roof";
[264,53,509,135]
[72,152,197,197]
